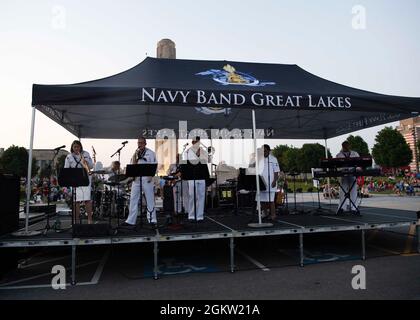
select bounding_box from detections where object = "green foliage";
[299,143,330,173]
[346,135,370,156]
[0,145,38,177]
[372,127,412,168]
[56,154,67,173]
[272,145,291,169]
[272,143,331,173]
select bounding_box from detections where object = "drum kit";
[91,170,131,220]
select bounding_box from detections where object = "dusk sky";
[1,0,419,167]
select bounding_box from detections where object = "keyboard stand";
[336,176,360,216]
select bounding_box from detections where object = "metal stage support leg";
[299,233,304,267]
[71,245,76,285]
[361,230,366,260]
[153,241,159,280]
[230,237,235,273]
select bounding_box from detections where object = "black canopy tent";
[32,57,419,139]
[20,57,419,234]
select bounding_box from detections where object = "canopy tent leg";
[13,106,41,237]
[71,245,76,285]
[299,233,304,267]
[361,229,366,260]
[248,110,272,228]
[324,138,332,202]
[230,237,235,273]
[153,241,159,280]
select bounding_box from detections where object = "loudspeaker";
[0,174,19,234]
[0,174,20,278]
[72,224,111,237]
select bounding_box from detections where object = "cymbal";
[108,174,127,183]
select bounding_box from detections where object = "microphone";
[122,141,128,145]
[183,143,189,147]
[54,145,65,151]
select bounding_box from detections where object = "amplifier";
[0,174,20,278]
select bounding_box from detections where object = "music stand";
[179,162,209,225]
[58,168,89,231]
[125,163,158,229]
[236,169,272,227]
[237,170,266,214]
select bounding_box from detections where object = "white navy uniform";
[183,146,208,221]
[64,151,93,202]
[336,150,360,211]
[257,154,280,202]
[126,148,157,225]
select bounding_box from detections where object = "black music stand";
[125,163,158,229]
[237,169,272,227]
[237,169,266,214]
[58,168,89,231]
[180,162,209,225]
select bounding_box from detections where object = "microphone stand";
[111,143,127,230]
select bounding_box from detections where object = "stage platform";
[0,204,418,283]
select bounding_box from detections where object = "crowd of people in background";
[20,172,419,206]
[22,176,71,204]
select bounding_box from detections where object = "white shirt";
[64,151,93,169]
[336,150,360,172]
[183,146,208,164]
[132,148,157,165]
[336,150,360,159]
[131,148,157,180]
[258,154,280,191]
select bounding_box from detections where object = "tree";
[282,147,301,173]
[272,145,291,170]
[299,143,331,174]
[372,127,412,171]
[0,145,38,177]
[346,135,370,156]
[55,154,67,173]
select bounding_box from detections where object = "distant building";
[157,39,176,59]
[30,149,69,174]
[156,39,177,175]
[397,117,420,173]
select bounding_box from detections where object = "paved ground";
[0,195,419,300]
